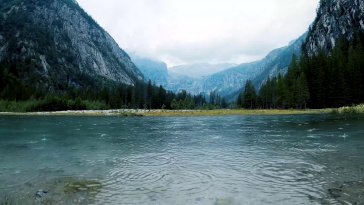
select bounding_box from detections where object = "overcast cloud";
[77,0,319,67]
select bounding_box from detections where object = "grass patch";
[330,104,364,115]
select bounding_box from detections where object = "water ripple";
[1,115,364,204]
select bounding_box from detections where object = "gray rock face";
[304,0,364,55]
[0,0,143,91]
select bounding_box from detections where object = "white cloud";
[77,0,319,67]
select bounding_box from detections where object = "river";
[0,115,363,204]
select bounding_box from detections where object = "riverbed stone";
[328,181,364,204]
[35,189,49,200]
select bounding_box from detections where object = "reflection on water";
[0,115,364,204]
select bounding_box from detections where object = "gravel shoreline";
[0,109,324,117]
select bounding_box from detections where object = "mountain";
[130,56,200,93]
[166,73,200,94]
[198,34,306,99]
[251,34,307,87]
[131,55,168,86]
[304,0,364,55]
[0,0,143,96]
[134,34,306,99]
[169,63,237,79]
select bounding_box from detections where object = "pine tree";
[157,85,166,108]
[347,44,364,104]
[146,80,153,109]
[295,73,310,109]
[242,80,257,109]
[285,55,300,107]
[275,75,289,108]
[237,92,243,108]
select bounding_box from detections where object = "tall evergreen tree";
[241,80,257,109]
[146,80,153,109]
[275,76,289,108]
[294,73,310,109]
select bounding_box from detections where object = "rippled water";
[0,115,363,204]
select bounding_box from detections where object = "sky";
[77,0,320,67]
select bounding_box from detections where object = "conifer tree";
[242,80,257,109]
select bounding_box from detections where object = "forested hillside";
[238,33,364,109]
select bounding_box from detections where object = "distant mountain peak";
[169,63,237,79]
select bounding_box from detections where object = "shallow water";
[0,115,363,204]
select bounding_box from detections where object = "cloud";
[77,0,319,67]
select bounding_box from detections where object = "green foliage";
[333,104,364,115]
[208,91,227,108]
[170,90,196,110]
[0,98,108,112]
[303,34,364,108]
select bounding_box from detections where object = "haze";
[77,0,319,67]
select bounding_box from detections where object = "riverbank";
[0,104,363,117]
[0,108,326,117]
[141,109,325,117]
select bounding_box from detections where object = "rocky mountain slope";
[200,34,306,99]
[0,0,143,94]
[169,63,237,79]
[304,0,364,55]
[134,34,306,100]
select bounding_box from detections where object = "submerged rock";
[1,177,103,205]
[214,197,235,205]
[63,177,103,195]
[0,194,15,205]
[35,189,49,200]
[327,181,364,204]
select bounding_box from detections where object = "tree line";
[237,32,364,109]
[0,63,227,111]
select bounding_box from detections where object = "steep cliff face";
[0,0,143,92]
[304,0,364,55]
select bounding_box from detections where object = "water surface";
[0,115,363,204]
